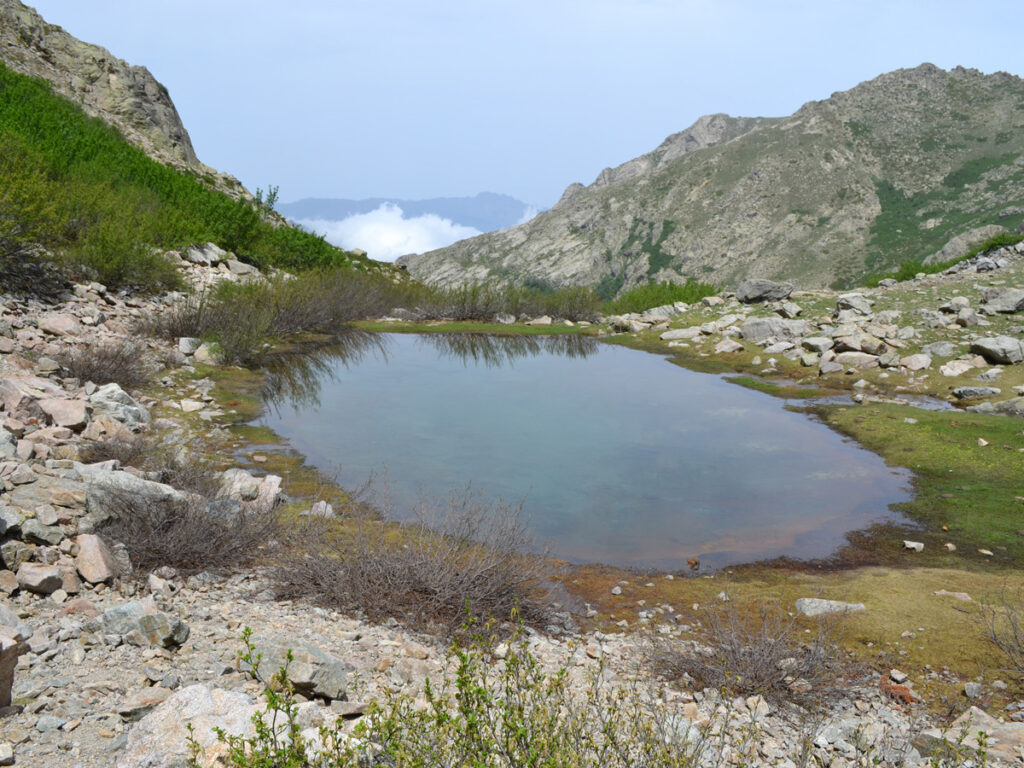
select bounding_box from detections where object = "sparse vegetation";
[980,584,1024,675]
[54,338,152,389]
[652,601,849,705]
[94,443,279,573]
[274,490,552,635]
[603,279,717,315]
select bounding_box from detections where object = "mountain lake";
[258,332,911,570]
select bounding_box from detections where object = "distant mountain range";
[398,64,1024,293]
[278,192,535,232]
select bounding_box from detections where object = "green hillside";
[0,62,371,290]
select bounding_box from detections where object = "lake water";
[259,332,910,570]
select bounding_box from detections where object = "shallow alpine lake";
[259,332,911,570]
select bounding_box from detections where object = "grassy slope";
[0,62,372,289]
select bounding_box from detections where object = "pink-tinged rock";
[82,415,134,443]
[39,398,91,430]
[15,563,62,594]
[57,597,101,619]
[38,315,83,337]
[900,353,932,371]
[76,534,118,584]
[0,376,62,420]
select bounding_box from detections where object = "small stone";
[611,586,622,595]
[890,669,909,684]
[904,540,924,552]
[964,682,983,699]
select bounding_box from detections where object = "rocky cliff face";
[0,0,247,195]
[399,65,1024,293]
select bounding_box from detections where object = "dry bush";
[652,601,850,705]
[981,584,1024,674]
[274,490,553,635]
[55,338,151,389]
[78,437,150,467]
[94,447,277,573]
[98,491,280,574]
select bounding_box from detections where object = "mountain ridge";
[398,64,1024,294]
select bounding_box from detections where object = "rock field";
[2,245,1024,765]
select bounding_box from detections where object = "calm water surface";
[259,333,910,569]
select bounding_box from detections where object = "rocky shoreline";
[1,250,1024,766]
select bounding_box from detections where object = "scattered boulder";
[89,383,150,429]
[922,341,956,358]
[736,279,793,303]
[900,354,932,371]
[739,317,809,344]
[75,533,119,584]
[953,386,1001,400]
[245,636,348,701]
[970,336,1024,365]
[15,563,62,594]
[836,293,874,316]
[117,684,254,768]
[795,598,866,617]
[97,600,190,648]
[981,287,1024,314]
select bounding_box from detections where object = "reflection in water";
[260,331,387,411]
[420,333,599,368]
[260,333,912,570]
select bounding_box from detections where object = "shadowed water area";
[259,332,911,570]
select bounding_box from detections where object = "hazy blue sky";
[26,1,1024,208]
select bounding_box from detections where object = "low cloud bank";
[295,203,482,262]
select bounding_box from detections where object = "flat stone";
[739,316,809,344]
[118,687,173,722]
[714,338,744,354]
[795,598,866,617]
[660,327,702,341]
[940,359,975,377]
[21,518,63,546]
[922,341,956,358]
[904,540,924,552]
[952,386,1001,400]
[835,351,879,369]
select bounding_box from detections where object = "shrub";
[980,584,1024,675]
[274,490,553,635]
[96,449,278,573]
[190,624,724,768]
[603,279,717,315]
[55,338,152,389]
[652,601,848,705]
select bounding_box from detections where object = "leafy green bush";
[866,231,1024,286]
[190,624,719,768]
[603,279,717,315]
[0,62,366,290]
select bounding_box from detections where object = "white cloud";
[294,204,482,262]
[516,205,540,225]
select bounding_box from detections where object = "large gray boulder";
[117,685,255,768]
[970,336,1024,365]
[88,383,150,429]
[981,287,1024,314]
[836,293,874,316]
[739,316,809,344]
[736,279,793,304]
[96,601,190,648]
[245,635,348,701]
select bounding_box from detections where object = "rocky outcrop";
[400,65,1024,293]
[0,0,249,197]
